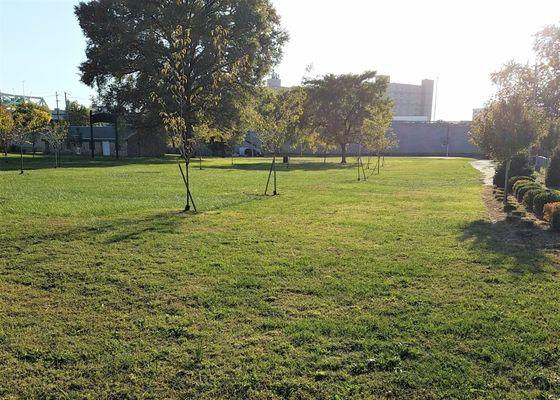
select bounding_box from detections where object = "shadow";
[461,219,560,275]
[204,159,355,172]
[6,212,186,248]
[0,154,180,172]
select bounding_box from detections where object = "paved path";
[470,160,495,186]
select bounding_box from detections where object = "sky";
[1,0,559,121]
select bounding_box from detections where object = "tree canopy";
[76,0,287,134]
[304,71,390,163]
[66,101,90,126]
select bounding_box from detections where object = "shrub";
[545,148,560,188]
[533,191,560,216]
[523,188,547,212]
[493,153,534,188]
[550,208,560,231]
[508,175,535,193]
[512,180,534,197]
[515,183,542,202]
[543,202,560,222]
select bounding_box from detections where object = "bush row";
[505,175,560,230]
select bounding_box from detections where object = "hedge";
[533,191,560,216]
[545,148,560,188]
[493,153,534,188]
[515,183,542,202]
[508,175,535,193]
[523,188,547,212]
[512,180,535,197]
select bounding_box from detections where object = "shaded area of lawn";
[1,157,560,399]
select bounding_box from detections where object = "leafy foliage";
[255,87,307,154]
[533,191,560,215]
[545,147,560,188]
[493,153,534,188]
[0,105,15,159]
[65,101,89,126]
[304,71,389,163]
[523,188,546,211]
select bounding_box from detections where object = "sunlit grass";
[1,154,559,399]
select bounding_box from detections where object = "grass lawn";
[1,154,559,399]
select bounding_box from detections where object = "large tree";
[66,101,90,126]
[77,0,287,211]
[304,71,389,164]
[0,105,14,162]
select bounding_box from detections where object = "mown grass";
[1,154,559,399]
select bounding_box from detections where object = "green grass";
[1,154,559,399]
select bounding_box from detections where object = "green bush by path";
[533,191,560,215]
[545,148,560,188]
[493,153,534,188]
[515,182,542,202]
[508,175,535,193]
[512,179,535,197]
[1,155,560,399]
[523,188,547,212]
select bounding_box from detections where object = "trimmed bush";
[515,183,542,202]
[545,148,560,188]
[550,208,560,231]
[543,202,560,222]
[533,191,560,216]
[493,153,534,188]
[512,180,534,197]
[523,188,547,212]
[508,175,535,193]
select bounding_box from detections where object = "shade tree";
[304,71,389,164]
[12,102,51,174]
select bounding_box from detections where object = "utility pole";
[55,92,60,120]
[22,81,25,97]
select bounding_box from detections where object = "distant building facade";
[386,78,435,122]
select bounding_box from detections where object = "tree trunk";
[3,140,7,163]
[377,152,381,175]
[503,159,512,205]
[341,143,347,164]
[32,141,36,158]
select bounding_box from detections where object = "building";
[386,78,435,122]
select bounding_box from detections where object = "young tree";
[66,101,90,126]
[12,102,51,174]
[45,121,69,168]
[361,101,395,175]
[0,105,14,162]
[470,94,547,204]
[304,72,389,163]
[255,87,306,195]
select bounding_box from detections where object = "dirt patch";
[481,186,560,259]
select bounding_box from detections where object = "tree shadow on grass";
[0,155,179,172]
[461,219,560,275]
[204,159,356,172]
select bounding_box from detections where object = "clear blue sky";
[1,0,559,120]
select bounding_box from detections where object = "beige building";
[386,78,434,122]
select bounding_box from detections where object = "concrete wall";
[388,121,480,156]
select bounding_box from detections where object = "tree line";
[75,0,397,211]
[0,100,91,172]
[470,24,560,204]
